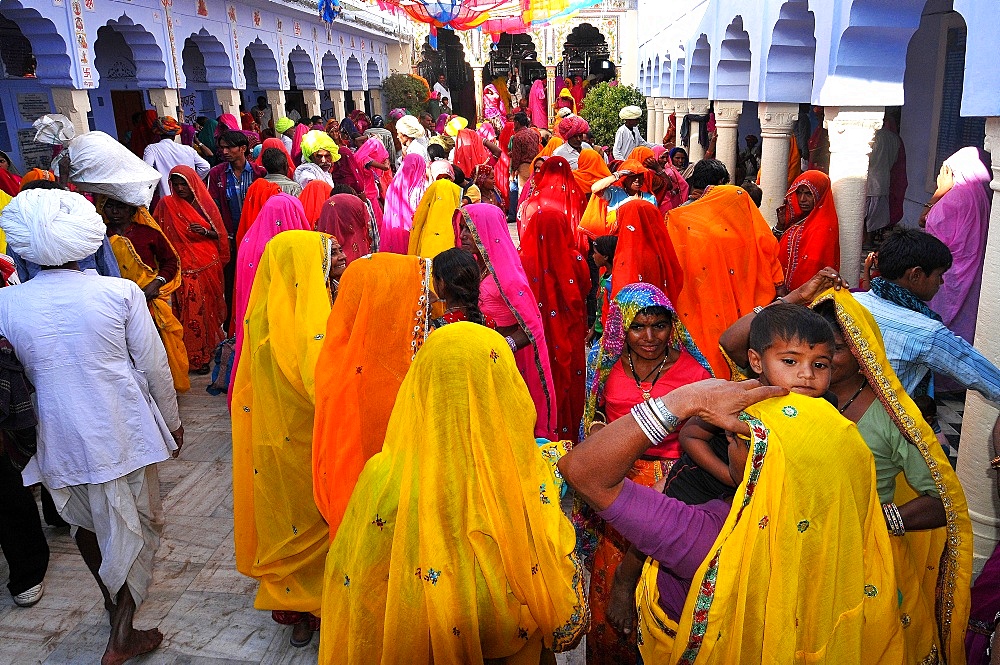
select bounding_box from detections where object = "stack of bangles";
[882,502,905,536]
[504,336,518,354]
[631,397,681,445]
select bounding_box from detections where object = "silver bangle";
[648,397,681,433]
[882,502,905,536]
[631,402,668,445]
[504,335,518,354]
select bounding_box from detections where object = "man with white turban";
[613,104,654,160]
[396,114,431,165]
[0,188,182,665]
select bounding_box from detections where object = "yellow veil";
[96,195,189,393]
[319,322,588,664]
[231,230,334,615]
[638,392,904,663]
[812,288,972,664]
[407,179,461,259]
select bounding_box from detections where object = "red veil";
[520,209,591,442]
[777,170,840,291]
[611,199,683,305]
[519,156,587,250]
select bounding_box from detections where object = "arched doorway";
[558,23,616,84]
[244,39,280,119]
[488,33,543,102]
[415,28,474,121]
[344,55,363,115]
[287,46,317,120]
[181,30,233,125]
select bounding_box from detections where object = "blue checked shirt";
[855,291,1000,404]
[225,160,255,228]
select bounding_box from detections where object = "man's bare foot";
[101,628,163,665]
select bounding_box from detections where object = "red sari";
[299,180,333,226]
[153,165,230,369]
[777,170,840,291]
[520,209,591,442]
[235,178,281,245]
[519,156,587,250]
[611,199,684,305]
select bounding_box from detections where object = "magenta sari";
[381,153,429,253]
[652,145,689,213]
[529,79,548,129]
[462,203,557,439]
[229,193,312,404]
[927,146,991,344]
[350,137,387,234]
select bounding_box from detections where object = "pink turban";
[558,115,590,140]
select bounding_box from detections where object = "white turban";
[619,105,642,120]
[556,107,573,119]
[396,115,425,139]
[0,189,106,266]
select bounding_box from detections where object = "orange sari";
[666,185,784,378]
[312,254,433,540]
[154,165,230,369]
[235,178,281,245]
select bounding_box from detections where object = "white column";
[303,89,321,119]
[645,97,655,141]
[266,90,286,121]
[653,99,666,146]
[687,98,711,164]
[825,106,883,285]
[350,91,365,113]
[474,66,485,123]
[957,115,1000,574]
[371,91,383,118]
[51,88,91,137]
[147,88,180,119]
[546,66,558,128]
[757,102,799,228]
[330,90,346,121]
[714,100,743,182]
[215,89,241,118]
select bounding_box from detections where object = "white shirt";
[404,140,431,166]
[143,138,211,197]
[552,141,592,170]
[433,82,452,105]
[613,124,653,161]
[0,270,180,488]
[281,134,294,152]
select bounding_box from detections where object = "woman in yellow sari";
[407,179,462,259]
[319,322,588,664]
[560,380,906,663]
[312,253,433,541]
[97,195,189,392]
[231,230,345,648]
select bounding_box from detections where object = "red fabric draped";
[495,121,515,200]
[291,124,309,165]
[0,169,21,197]
[317,193,372,263]
[254,137,295,179]
[153,165,229,368]
[777,170,840,291]
[611,199,684,305]
[519,209,591,442]
[235,178,281,245]
[519,156,587,250]
[453,128,492,177]
[130,109,158,157]
[299,180,333,226]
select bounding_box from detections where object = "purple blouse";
[598,479,730,621]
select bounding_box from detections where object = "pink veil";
[381,153,429,253]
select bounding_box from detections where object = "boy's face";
[905,266,948,302]
[746,337,833,398]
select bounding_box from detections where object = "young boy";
[668,304,836,502]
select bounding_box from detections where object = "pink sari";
[652,145,689,213]
[529,79,548,129]
[381,153,429,253]
[462,203,557,439]
[229,193,312,404]
[290,124,309,165]
[927,146,991,344]
[349,138,387,234]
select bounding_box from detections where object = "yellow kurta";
[231,230,335,615]
[638,393,905,664]
[407,179,461,259]
[101,200,190,393]
[319,323,588,664]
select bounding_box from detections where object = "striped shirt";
[854,290,1000,404]
[225,160,255,227]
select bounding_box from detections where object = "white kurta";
[143,138,211,197]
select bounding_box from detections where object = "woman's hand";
[935,164,955,196]
[861,253,877,291]
[661,379,788,436]
[170,426,185,459]
[785,267,848,305]
[142,280,162,301]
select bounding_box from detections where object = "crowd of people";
[0,84,997,665]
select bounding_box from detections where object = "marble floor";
[0,374,585,664]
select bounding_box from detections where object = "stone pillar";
[473,66,484,123]
[51,88,91,137]
[956,115,1000,574]
[645,97,655,141]
[714,100,743,183]
[371,90,383,118]
[147,88,180,120]
[215,89,241,118]
[266,90,287,121]
[546,66,556,128]
[303,89,322,119]
[330,90,346,121]
[757,102,799,228]
[687,98,711,164]
[825,106,883,285]
[653,99,666,146]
